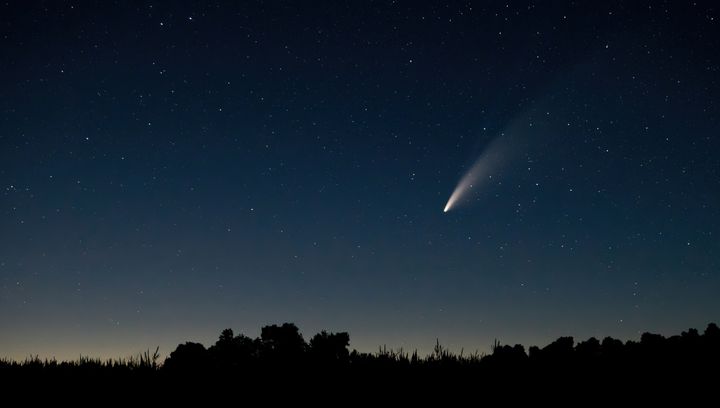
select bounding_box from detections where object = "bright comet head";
[443,133,513,213]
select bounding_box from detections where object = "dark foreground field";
[2,323,719,398]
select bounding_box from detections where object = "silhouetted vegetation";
[3,323,719,393]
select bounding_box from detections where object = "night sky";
[2,1,719,360]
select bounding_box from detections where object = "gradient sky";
[2,1,719,360]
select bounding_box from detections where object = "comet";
[443,134,511,213]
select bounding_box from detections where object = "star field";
[1,1,719,359]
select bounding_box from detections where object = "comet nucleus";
[443,134,511,213]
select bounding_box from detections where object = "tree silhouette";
[309,330,350,365]
[259,323,306,364]
[208,328,259,370]
[575,337,600,360]
[163,342,209,372]
[531,336,574,367]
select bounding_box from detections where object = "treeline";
[164,323,349,372]
[162,322,720,373]
[2,322,719,385]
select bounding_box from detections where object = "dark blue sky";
[1,1,719,359]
